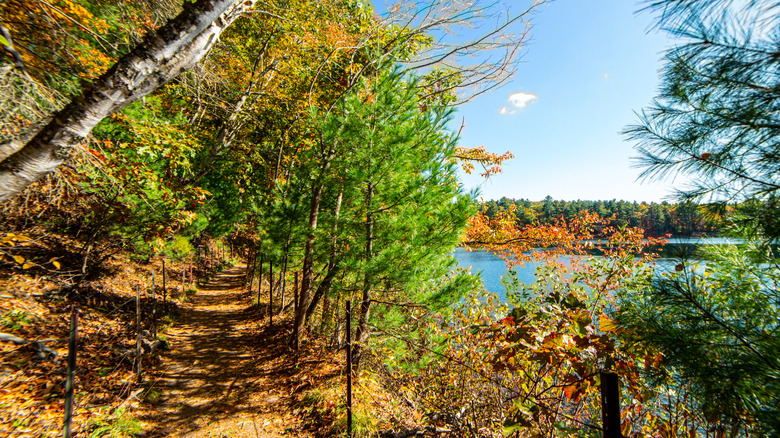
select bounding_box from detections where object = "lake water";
[452,247,564,301]
[452,247,683,300]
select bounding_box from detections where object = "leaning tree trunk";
[352,181,374,373]
[305,189,343,323]
[293,182,324,351]
[293,143,336,351]
[0,0,257,201]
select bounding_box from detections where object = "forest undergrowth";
[0,225,425,437]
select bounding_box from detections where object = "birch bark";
[0,0,257,201]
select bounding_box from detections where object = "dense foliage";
[617,0,780,435]
[2,0,779,436]
[478,196,723,237]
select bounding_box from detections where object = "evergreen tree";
[289,66,474,355]
[619,1,780,434]
[625,0,780,225]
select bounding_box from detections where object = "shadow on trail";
[137,265,308,437]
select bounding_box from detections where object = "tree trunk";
[293,142,337,350]
[244,248,252,290]
[293,183,323,351]
[280,253,288,312]
[268,261,274,323]
[352,181,374,372]
[247,249,257,295]
[257,251,264,306]
[294,271,299,315]
[306,189,343,323]
[319,291,332,337]
[0,0,257,201]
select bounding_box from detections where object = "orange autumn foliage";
[454,145,514,177]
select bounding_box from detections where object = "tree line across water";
[0,0,778,436]
[478,196,723,237]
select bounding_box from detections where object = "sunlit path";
[134,265,316,438]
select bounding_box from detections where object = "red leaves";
[563,384,579,402]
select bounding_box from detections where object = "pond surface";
[453,246,685,301]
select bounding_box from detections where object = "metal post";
[346,299,353,438]
[136,285,142,383]
[269,261,274,325]
[151,271,156,339]
[162,259,167,312]
[600,371,621,438]
[63,305,78,438]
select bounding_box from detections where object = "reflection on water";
[453,247,680,301]
[452,247,533,300]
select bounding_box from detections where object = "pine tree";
[625,0,780,220]
[290,66,473,354]
[620,1,780,434]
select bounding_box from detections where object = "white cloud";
[499,91,538,115]
[602,71,610,79]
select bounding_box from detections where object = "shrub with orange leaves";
[374,206,722,436]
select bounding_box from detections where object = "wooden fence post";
[63,305,78,438]
[136,285,142,383]
[346,299,353,438]
[600,371,621,438]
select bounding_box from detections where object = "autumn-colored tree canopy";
[1,0,777,437]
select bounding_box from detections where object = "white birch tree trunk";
[0,0,257,201]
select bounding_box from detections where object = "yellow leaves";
[621,419,633,437]
[1,233,30,247]
[177,210,199,227]
[453,146,514,177]
[598,313,617,332]
[8,253,34,269]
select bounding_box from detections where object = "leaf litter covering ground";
[1,241,177,437]
[131,265,346,437]
[1,256,347,437]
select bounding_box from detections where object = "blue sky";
[375,0,682,203]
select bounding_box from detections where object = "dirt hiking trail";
[134,265,341,437]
